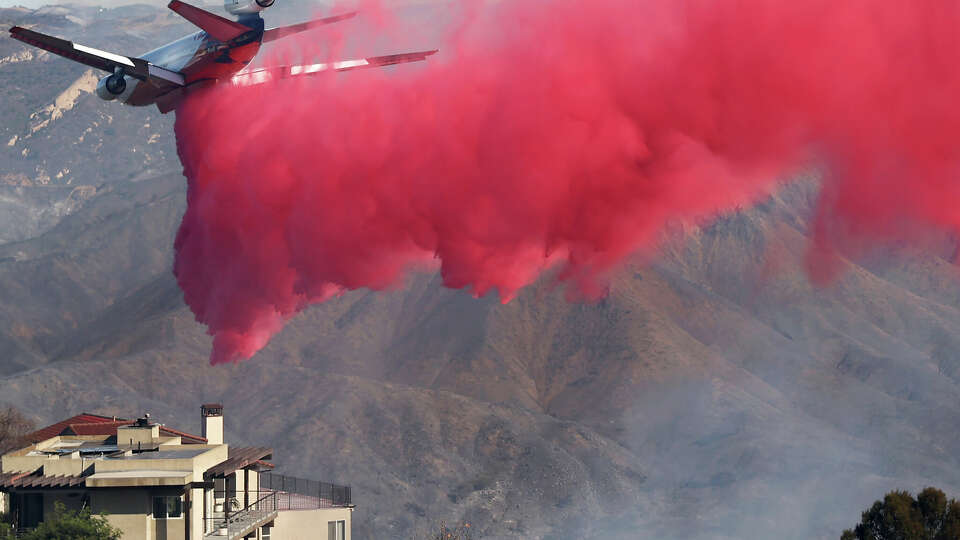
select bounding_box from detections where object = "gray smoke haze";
[3,1,960,538]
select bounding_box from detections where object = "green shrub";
[20,501,122,540]
[842,487,960,540]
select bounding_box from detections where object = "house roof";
[205,447,273,478]
[26,414,207,445]
[158,425,207,444]
[61,421,134,436]
[26,413,118,443]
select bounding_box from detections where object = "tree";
[0,405,35,455]
[20,501,122,540]
[842,487,960,540]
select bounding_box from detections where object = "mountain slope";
[1,5,960,539]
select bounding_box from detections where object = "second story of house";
[1,405,249,490]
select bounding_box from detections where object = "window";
[327,520,345,540]
[261,525,271,540]
[153,495,183,519]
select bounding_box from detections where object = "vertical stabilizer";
[168,0,251,42]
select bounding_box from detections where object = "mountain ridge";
[1,5,960,539]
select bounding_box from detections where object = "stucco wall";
[189,487,204,540]
[91,487,187,540]
[272,507,352,540]
[93,488,151,540]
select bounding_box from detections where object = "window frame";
[327,520,345,540]
[152,494,185,520]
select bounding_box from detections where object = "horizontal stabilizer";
[262,12,357,43]
[229,49,438,86]
[167,0,251,42]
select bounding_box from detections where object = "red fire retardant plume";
[173,0,960,364]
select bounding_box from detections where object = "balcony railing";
[204,491,278,539]
[203,473,352,538]
[259,472,352,508]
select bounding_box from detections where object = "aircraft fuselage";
[120,22,263,106]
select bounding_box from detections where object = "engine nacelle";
[224,0,274,15]
[95,74,126,101]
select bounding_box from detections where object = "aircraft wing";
[228,49,438,86]
[261,12,357,43]
[8,26,184,86]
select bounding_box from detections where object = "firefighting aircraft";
[8,0,437,113]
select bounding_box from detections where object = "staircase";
[204,492,278,540]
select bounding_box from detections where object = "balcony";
[259,472,352,508]
[203,473,352,539]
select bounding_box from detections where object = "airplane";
[8,0,437,113]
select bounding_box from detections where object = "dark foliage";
[20,501,122,540]
[842,487,960,540]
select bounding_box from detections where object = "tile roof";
[159,425,207,444]
[26,414,119,443]
[26,414,207,445]
[205,447,273,478]
[62,421,134,436]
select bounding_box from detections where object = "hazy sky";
[0,0,436,9]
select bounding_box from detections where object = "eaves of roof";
[205,447,273,478]
[0,471,85,489]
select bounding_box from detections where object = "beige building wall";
[272,508,352,540]
[189,487,204,540]
[92,488,151,540]
[91,487,187,540]
[118,425,161,447]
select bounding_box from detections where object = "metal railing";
[203,491,277,539]
[259,472,352,508]
[202,473,352,537]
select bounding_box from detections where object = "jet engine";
[95,73,126,101]
[224,0,274,15]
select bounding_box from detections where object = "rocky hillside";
[2,4,960,540]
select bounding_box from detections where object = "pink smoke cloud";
[173,0,960,364]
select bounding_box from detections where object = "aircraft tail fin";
[168,0,251,42]
[261,11,356,43]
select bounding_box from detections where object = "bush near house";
[19,502,122,540]
[0,511,15,539]
[842,487,960,540]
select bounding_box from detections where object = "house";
[0,404,352,540]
